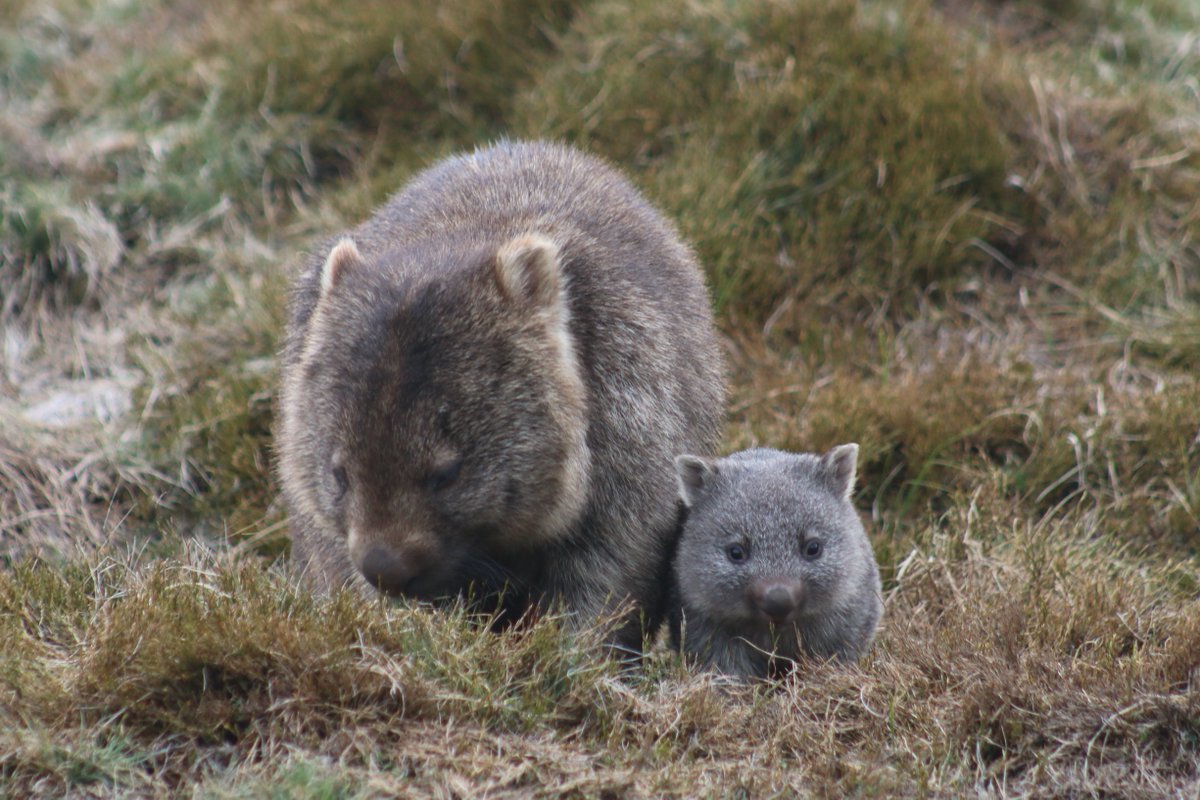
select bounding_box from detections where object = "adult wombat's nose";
[749,580,805,623]
[358,545,428,596]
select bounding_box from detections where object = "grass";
[1,0,1198,795]
[516,0,1023,320]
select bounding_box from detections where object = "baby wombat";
[668,445,882,678]
[277,141,725,651]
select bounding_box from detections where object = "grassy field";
[1,0,1198,796]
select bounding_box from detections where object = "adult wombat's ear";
[494,233,562,307]
[675,455,717,507]
[319,237,361,297]
[819,443,859,500]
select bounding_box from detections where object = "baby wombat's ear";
[319,237,362,297]
[675,455,717,508]
[819,443,859,500]
[493,234,563,308]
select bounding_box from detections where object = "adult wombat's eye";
[331,465,349,501]
[425,457,463,493]
[725,543,749,564]
[804,539,823,560]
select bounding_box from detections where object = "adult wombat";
[277,141,725,651]
[669,445,882,678]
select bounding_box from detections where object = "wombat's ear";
[819,443,859,500]
[675,454,717,507]
[320,237,361,297]
[494,234,562,307]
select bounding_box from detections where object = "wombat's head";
[280,233,591,599]
[672,445,874,636]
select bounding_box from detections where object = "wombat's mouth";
[372,571,450,602]
[731,613,802,636]
[369,551,538,627]
[708,606,796,636]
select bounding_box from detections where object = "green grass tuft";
[130,267,286,545]
[519,0,1024,321]
[195,757,365,800]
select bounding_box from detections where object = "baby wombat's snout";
[747,578,806,624]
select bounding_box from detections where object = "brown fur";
[276,141,725,650]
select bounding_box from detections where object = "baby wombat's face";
[673,446,876,648]
[281,234,591,600]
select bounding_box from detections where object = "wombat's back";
[285,141,718,400]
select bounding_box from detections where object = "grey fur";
[669,445,882,678]
[277,141,725,651]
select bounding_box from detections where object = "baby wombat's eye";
[803,538,823,560]
[425,457,463,493]
[331,465,349,501]
[725,543,749,564]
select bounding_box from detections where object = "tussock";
[2,529,1195,795]
[517,0,1022,321]
[0,421,127,562]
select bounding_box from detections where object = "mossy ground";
[1,0,1197,795]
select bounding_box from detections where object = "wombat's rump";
[277,141,725,650]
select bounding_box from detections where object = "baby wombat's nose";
[358,545,429,596]
[749,580,805,623]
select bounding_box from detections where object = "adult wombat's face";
[291,235,591,601]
